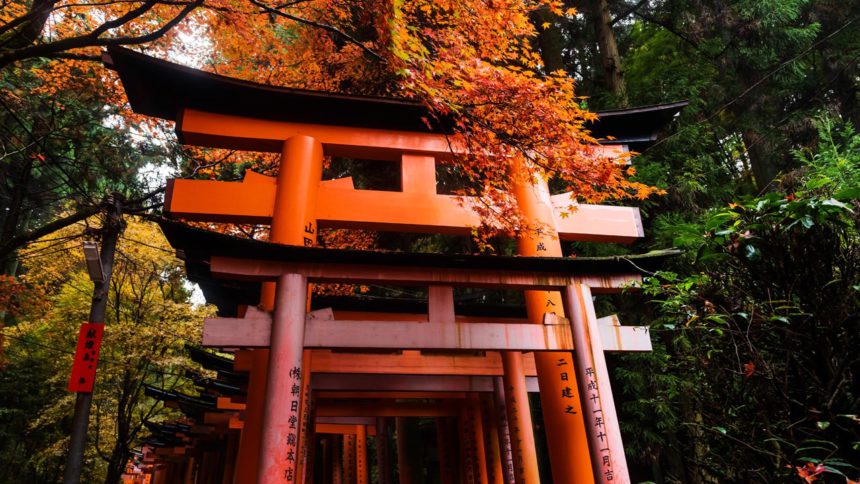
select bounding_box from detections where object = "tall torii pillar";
[511,163,595,484]
[257,136,323,483]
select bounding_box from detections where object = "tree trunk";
[531,6,566,75]
[742,129,778,192]
[589,0,628,106]
[4,0,60,50]
[0,158,33,264]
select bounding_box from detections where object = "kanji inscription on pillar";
[282,365,302,481]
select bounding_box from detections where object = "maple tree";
[202,0,658,221]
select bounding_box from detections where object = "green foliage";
[0,218,214,483]
[617,119,860,482]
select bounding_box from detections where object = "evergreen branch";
[0,205,103,260]
[610,0,649,26]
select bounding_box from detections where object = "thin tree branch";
[0,205,103,259]
[610,0,648,26]
[0,0,202,69]
[247,0,383,62]
[633,11,701,50]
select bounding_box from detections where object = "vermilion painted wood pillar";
[395,417,419,484]
[480,394,504,484]
[356,425,369,484]
[435,418,456,484]
[260,135,324,307]
[235,349,270,484]
[458,403,477,484]
[222,432,239,484]
[563,284,630,483]
[256,135,323,483]
[183,456,195,484]
[512,165,595,484]
[343,434,356,484]
[492,377,516,484]
[501,353,539,484]
[333,435,344,484]
[468,394,490,484]
[257,273,310,483]
[298,352,315,484]
[152,465,164,484]
[376,418,393,484]
[320,438,332,484]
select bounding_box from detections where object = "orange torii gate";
[105,46,684,484]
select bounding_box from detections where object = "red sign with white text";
[68,323,105,392]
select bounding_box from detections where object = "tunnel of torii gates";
[102,47,685,484]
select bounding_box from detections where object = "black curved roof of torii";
[103,46,687,148]
[159,218,680,316]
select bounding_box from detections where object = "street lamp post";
[62,196,124,484]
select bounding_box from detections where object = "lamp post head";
[82,241,105,282]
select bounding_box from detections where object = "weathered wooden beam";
[309,350,537,376]
[315,391,467,400]
[316,401,462,418]
[315,423,377,436]
[216,397,244,411]
[317,417,378,425]
[203,412,232,426]
[209,256,640,292]
[203,313,651,352]
[311,373,540,393]
[551,193,644,242]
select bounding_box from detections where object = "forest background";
[0,0,858,482]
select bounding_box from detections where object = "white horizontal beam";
[202,312,651,352]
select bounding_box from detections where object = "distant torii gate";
[106,45,684,484]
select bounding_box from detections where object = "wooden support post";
[320,438,332,484]
[257,273,309,483]
[401,154,438,195]
[428,285,455,324]
[492,377,516,484]
[222,432,239,484]
[481,394,504,484]
[376,418,393,484]
[458,404,477,484]
[435,418,457,484]
[356,425,369,484]
[183,456,195,484]
[234,349,269,484]
[260,135,324,308]
[257,135,322,483]
[562,284,630,483]
[298,352,314,484]
[333,435,344,484]
[512,165,594,484]
[343,434,356,484]
[501,352,540,483]
[469,394,490,484]
[152,464,166,484]
[395,417,419,484]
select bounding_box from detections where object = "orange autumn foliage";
[7,0,660,239]
[196,0,661,235]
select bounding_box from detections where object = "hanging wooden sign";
[67,323,105,392]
